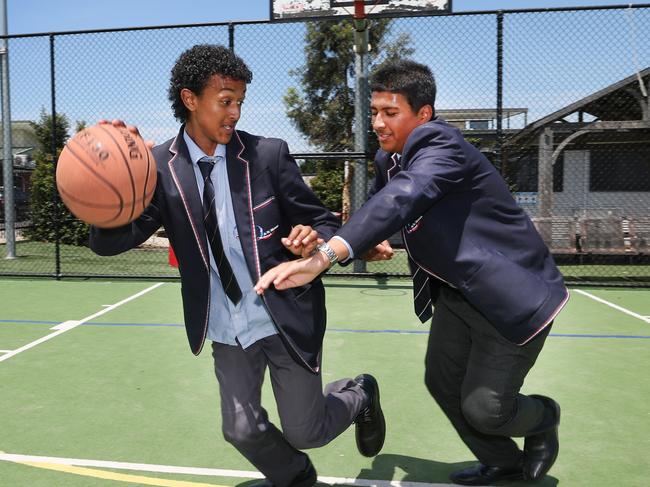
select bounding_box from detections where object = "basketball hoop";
[270,1,451,22]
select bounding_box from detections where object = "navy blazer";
[337,118,569,345]
[90,126,340,372]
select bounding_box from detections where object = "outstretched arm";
[255,238,350,293]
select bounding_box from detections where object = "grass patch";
[0,240,179,277]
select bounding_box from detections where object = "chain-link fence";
[1,5,649,284]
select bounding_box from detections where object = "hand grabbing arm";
[361,240,394,262]
[281,224,324,258]
[255,238,350,293]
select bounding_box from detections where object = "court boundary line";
[573,289,650,324]
[0,451,452,487]
[14,461,230,487]
[0,282,165,363]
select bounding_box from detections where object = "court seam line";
[0,282,165,363]
[573,289,650,324]
[0,452,451,487]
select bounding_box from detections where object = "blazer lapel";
[387,152,400,181]
[226,132,262,280]
[168,126,210,271]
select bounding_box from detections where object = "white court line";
[573,289,650,324]
[51,320,82,331]
[0,452,450,487]
[0,282,165,363]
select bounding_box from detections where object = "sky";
[6,0,650,34]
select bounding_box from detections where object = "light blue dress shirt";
[183,131,277,348]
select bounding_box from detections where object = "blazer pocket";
[461,252,550,327]
[252,195,281,249]
[253,196,276,212]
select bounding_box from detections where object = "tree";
[30,108,69,152]
[285,19,413,212]
[24,109,89,245]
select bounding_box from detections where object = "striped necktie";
[389,153,433,323]
[197,156,242,305]
[409,257,433,323]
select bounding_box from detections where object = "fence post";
[537,127,554,245]
[228,23,235,51]
[495,11,504,172]
[0,0,15,259]
[50,34,61,279]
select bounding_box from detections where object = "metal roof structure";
[506,67,650,147]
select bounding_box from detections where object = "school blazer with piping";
[336,118,569,345]
[89,126,340,372]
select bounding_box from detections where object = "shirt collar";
[183,129,227,165]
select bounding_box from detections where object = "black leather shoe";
[249,460,317,487]
[450,463,524,485]
[524,395,561,481]
[354,374,386,457]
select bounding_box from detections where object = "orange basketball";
[56,124,157,228]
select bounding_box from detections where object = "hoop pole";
[352,0,369,272]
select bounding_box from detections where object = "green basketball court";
[1,278,649,486]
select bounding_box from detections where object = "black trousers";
[424,285,553,468]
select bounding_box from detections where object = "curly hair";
[168,44,253,123]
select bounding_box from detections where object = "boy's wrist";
[316,241,339,268]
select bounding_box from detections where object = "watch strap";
[316,242,338,265]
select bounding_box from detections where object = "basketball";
[56,124,157,228]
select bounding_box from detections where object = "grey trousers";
[424,285,554,468]
[211,335,367,486]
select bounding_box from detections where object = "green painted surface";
[1,279,649,485]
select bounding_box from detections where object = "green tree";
[285,19,413,212]
[30,108,70,152]
[24,110,89,245]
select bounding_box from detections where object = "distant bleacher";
[387,213,649,258]
[532,213,649,257]
[630,217,650,253]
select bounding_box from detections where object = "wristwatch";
[316,242,339,266]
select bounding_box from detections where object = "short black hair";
[168,44,253,123]
[370,59,436,117]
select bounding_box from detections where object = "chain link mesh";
[1,6,649,284]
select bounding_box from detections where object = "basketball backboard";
[270,0,451,21]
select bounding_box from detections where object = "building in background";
[503,68,650,257]
[0,121,38,222]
